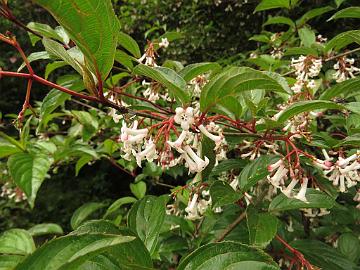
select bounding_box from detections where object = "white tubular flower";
[120,120,148,142]
[267,160,288,188]
[167,130,188,153]
[133,139,158,167]
[185,193,200,220]
[229,178,238,190]
[281,178,299,198]
[267,159,283,172]
[197,199,211,215]
[198,124,223,144]
[174,107,195,131]
[294,177,309,202]
[184,145,210,172]
[183,152,198,174]
[159,37,169,48]
[291,80,303,93]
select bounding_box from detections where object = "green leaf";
[128,195,167,256]
[45,61,68,79]
[210,181,241,208]
[296,6,333,26]
[39,75,84,126]
[72,111,99,141]
[134,64,189,104]
[104,196,137,218]
[298,26,316,48]
[291,240,359,270]
[325,30,360,51]
[75,155,93,176]
[178,62,221,82]
[71,202,107,230]
[263,16,295,28]
[7,151,53,208]
[246,207,278,248]
[0,255,24,270]
[329,7,360,20]
[0,229,35,256]
[130,181,147,199]
[335,134,360,147]
[16,233,135,270]
[0,131,25,152]
[0,141,22,158]
[27,22,65,44]
[33,0,120,79]
[337,233,360,263]
[42,38,83,75]
[118,32,141,58]
[177,241,279,270]
[200,68,290,112]
[238,156,278,193]
[201,136,217,180]
[74,220,153,269]
[284,46,319,56]
[17,51,50,72]
[320,77,360,100]
[28,223,63,237]
[255,0,290,12]
[269,189,335,211]
[275,100,344,123]
[210,159,247,176]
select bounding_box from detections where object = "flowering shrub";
[1,0,360,269]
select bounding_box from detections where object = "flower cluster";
[119,106,226,173]
[238,140,279,160]
[314,150,360,192]
[189,74,208,97]
[333,56,360,82]
[291,55,322,93]
[267,159,309,202]
[1,182,27,203]
[184,190,222,220]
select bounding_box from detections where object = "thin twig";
[215,211,246,242]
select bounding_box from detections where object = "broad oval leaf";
[320,77,360,100]
[238,155,278,193]
[74,220,153,269]
[246,207,278,248]
[325,30,360,51]
[33,0,120,79]
[128,195,168,256]
[275,100,344,124]
[255,0,290,12]
[16,233,134,270]
[118,32,141,58]
[0,229,35,256]
[269,189,336,211]
[291,240,359,270]
[177,241,279,270]
[134,64,190,104]
[28,223,63,237]
[200,68,290,112]
[329,7,360,20]
[0,254,24,270]
[296,6,333,26]
[263,16,295,28]
[7,151,53,208]
[178,62,221,82]
[71,202,107,230]
[104,196,137,218]
[210,181,241,208]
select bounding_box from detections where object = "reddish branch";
[275,235,316,270]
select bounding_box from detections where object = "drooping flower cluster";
[119,106,226,173]
[333,56,360,82]
[238,140,279,160]
[267,159,309,202]
[189,75,208,97]
[314,150,360,192]
[1,182,27,203]
[291,55,322,93]
[184,190,222,220]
